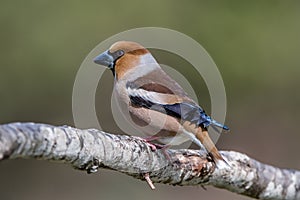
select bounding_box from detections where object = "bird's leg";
[146,142,158,151]
[159,144,172,161]
[139,135,162,151]
[138,136,172,160]
[143,135,161,142]
[141,136,172,160]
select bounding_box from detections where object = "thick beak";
[93,50,114,69]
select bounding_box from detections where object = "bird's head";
[94,41,157,80]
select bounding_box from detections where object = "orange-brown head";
[94,41,151,80]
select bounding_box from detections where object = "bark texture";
[0,122,299,199]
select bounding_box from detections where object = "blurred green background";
[1,1,300,200]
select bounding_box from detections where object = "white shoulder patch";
[127,87,163,104]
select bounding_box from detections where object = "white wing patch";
[127,87,166,104]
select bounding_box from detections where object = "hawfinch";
[94,41,229,166]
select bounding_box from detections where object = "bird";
[93,41,229,167]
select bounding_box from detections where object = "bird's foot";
[160,145,172,161]
[146,142,159,151]
[138,136,172,160]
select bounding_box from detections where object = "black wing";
[129,87,229,131]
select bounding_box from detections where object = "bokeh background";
[1,1,300,200]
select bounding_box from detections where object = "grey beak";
[93,50,114,68]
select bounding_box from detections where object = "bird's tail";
[210,119,229,131]
[183,121,228,168]
[195,130,229,168]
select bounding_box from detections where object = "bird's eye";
[112,50,124,59]
[116,50,124,57]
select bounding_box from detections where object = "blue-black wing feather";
[129,95,229,131]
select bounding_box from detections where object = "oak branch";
[0,122,299,199]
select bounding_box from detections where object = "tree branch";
[0,122,299,199]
